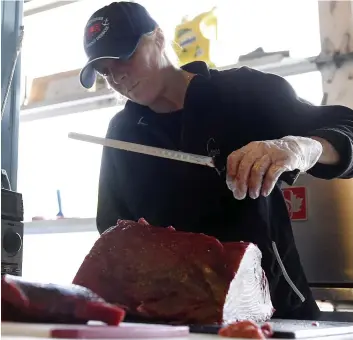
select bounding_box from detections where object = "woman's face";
[93,33,166,106]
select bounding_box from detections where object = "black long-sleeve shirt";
[96,61,353,320]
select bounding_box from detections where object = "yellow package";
[174,7,217,67]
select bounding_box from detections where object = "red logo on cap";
[87,23,101,38]
[85,17,110,48]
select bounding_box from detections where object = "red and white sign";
[282,186,307,221]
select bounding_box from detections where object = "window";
[17,107,119,221]
[18,1,325,288]
[17,71,323,222]
[22,231,99,284]
[285,71,323,105]
[22,0,321,79]
[141,0,321,67]
[22,0,113,78]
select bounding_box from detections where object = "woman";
[80,2,353,321]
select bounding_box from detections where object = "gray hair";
[142,29,179,67]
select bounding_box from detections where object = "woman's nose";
[111,72,127,85]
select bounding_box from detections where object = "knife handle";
[220,169,300,185]
[214,157,301,186]
[279,169,300,185]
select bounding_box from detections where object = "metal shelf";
[20,55,319,122]
[24,0,78,17]
[218,55,317,77]
[24,217,97,235]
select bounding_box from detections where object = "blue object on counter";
[56,189,64,218]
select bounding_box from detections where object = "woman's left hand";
[226,136,323,200]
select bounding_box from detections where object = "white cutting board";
[1,321,191,339]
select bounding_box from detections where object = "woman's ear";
[154,27,165,50]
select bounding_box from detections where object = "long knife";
[68,132,300,185]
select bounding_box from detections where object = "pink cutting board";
[1,321,190,339]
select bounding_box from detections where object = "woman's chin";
[129,91,157,106]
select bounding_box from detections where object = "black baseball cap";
[80,1,158,89]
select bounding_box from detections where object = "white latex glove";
[226,136,323,200]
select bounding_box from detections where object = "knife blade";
[68,132,215,167]
[68,132,300,185]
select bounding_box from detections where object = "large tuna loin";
[73,220,274,324]
[1,274,125,325]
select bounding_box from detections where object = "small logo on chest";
[207,137,220,158]
[206,137,225,175]
[137,116,148,126]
